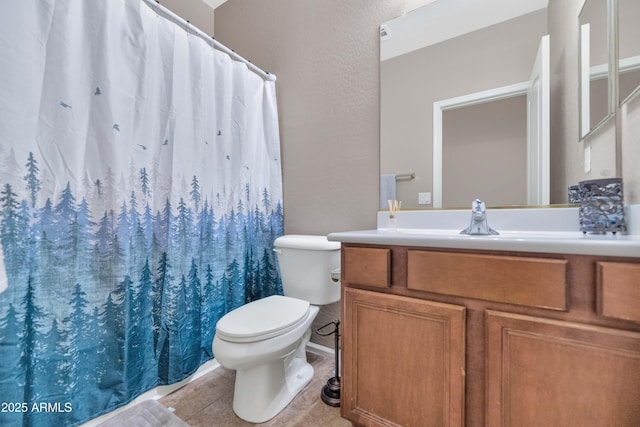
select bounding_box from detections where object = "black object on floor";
[316,320,341,407]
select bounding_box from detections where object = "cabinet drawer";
[407,250,567,310]
[597,261,640,322]
[343,247,391,288]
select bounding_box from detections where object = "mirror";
[579,0,613,139]
[618,0,640,105]
[380,0,549,209]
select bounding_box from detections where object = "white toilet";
[212,234,341,423]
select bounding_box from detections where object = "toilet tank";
[273,235,341,305]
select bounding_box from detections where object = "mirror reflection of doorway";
[442,95,527,208]
[434,35,549,208]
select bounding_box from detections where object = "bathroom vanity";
[329,208,640,427]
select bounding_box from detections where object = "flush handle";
[330,268,341,284]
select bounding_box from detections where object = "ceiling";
[203,0,228,9]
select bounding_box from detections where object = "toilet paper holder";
[316,319,341,407]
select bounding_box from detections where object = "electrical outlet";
[418,192,431,205]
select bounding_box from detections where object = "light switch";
[418,192,431,205]
[584,145,591,174]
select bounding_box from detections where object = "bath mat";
[97,399,190,427]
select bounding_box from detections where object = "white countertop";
[327,228,640,257]
[327,205,640,257]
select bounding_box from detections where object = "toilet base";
[232,353,314,423]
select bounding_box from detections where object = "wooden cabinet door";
[487,311,640,427]
[342,287,466,427]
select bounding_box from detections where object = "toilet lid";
[215,295,310,342]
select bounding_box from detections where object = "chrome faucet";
[460,199,499,235]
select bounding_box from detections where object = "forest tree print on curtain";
[0,0,283,425]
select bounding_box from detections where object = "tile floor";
[159,352,351,426]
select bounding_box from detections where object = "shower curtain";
[0,1,283,425]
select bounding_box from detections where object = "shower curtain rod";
[142,0,276,81]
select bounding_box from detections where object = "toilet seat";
[215,295,311,343]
